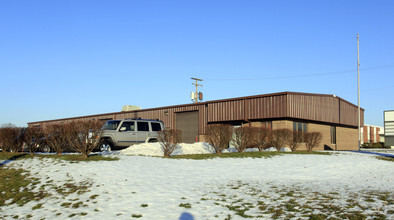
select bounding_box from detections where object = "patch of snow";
[361,148,394,155]
[119,142,163,156]
[281,147,292,152]
[119,142,216,156]
[172,142,216,155]
[1,143,393,219]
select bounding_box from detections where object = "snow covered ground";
[1,143,393,219]
[361,148,394,156]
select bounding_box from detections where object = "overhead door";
[176,111,199,143]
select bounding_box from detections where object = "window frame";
[151,122,162,131]
[293,122,307,133]
[330,125,336,144]
[137,121,150,132]
[119,121,135,132]
[293,122,308,142]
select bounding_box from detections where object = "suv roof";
[123,118,162,122]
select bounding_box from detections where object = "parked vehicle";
[28,137,51,153]
[98,119,164,152]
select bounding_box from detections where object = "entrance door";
[176,111,199,143]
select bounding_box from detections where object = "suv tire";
[40,144,51,153]
[99,140,113,152]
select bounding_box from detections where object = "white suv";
[98,119,164,151]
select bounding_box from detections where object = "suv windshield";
[102,120,121,130]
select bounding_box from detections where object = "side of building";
[384,110,394,147]
[28,92,364,151]
[361,124,384,144]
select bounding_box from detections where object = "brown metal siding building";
[28,92,364,151]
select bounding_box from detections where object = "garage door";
[176,111,199,143]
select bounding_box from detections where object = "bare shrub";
[255,127,272,151]
[66,120,104,158]
[304,132,323,152]
[45,123,70,155]
[0,124,23,152]
[205,124,233,154]
[288,130,304,152]
[158,129,182,157]
[231,126,257,153]
[271,129,292,151]
[22,127,45,155]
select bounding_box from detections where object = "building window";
[293,122,307,132]
[293,122,307,142]
[330,126,336,144]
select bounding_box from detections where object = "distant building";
[121,105,141,112]
[28,91,364,151]
[384,110,394,146]
[361,124,384,144]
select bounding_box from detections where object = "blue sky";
[1,0,393,127]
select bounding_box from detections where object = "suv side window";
[137,121,149,131]
[119,121,135,131]
[151,122,162,131]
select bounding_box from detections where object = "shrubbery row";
[0,121,103,158]
[1,122,324,158]
[361,142,388,149]
[205,124,323,154]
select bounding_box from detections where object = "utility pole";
[191,77,203,103]
[357,34,361,151]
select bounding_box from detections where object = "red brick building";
[361,125,384,144]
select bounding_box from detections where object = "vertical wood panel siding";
[207,100,244,122]
[287,94,363,127]
[29,92,364,133]
[246,95,287,119]
[288,94,340,124]
[339,101,363,126]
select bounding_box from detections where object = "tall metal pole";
[357,34,361,151]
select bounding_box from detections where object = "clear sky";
[1,0,393,127]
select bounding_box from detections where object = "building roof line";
[28,91,364,125]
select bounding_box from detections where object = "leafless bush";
[22,127,45,155]
[255,127,272,151]
[231,127,257,153]
[0,125,23,152]
[304,132,322,152]
[205,124,233,154]
[271,129,292,151]
[288,130,304,152]
[66,120,104,158]
[158,129,182,157]
[1,123,16,128]
[45,123,70,155]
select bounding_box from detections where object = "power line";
[205,64,394,81]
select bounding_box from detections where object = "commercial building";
[28,92,364,151]
[361,124,384,144]
[384,110,394,147]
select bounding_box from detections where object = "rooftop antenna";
[191,77,203,103]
